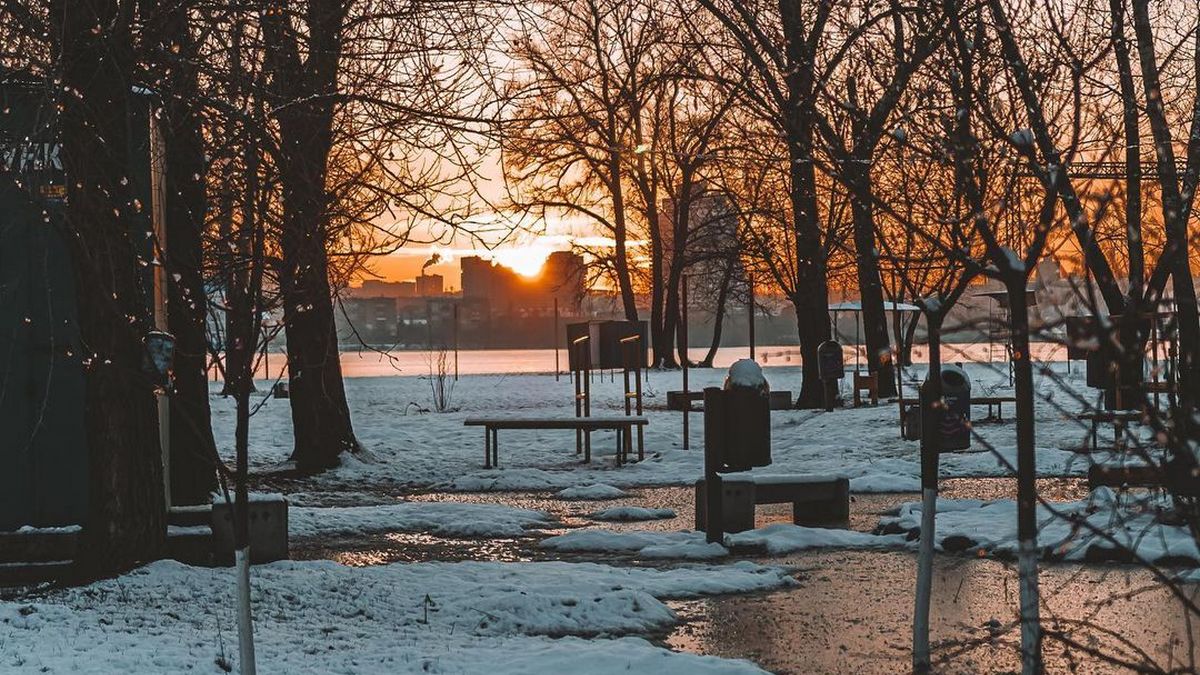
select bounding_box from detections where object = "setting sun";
[489,248,552,277]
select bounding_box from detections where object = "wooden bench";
[1088,463,1200,496]
[1077,410,1143,453]
[464,416,649,468]
[694,474,850,533]
[971,395,1017,421]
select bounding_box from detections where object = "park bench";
[694,474,850,533]
[971,395,1017,421]
[464,416,648,468]
[1076,409,1144,453]
[1088,464,1200,496]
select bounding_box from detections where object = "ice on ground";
[556,484,629,500]
[590,506,677,521]
[727,524,911,555]
[289,502,553,539]
[0,559,788,674]
[880,487,1200,565]
[542,525,906,559]
[542,530,727,560]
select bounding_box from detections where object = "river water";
[232,342,1070,379]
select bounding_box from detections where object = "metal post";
[554,298,560,381]
[703,387,723,544]
[149,114,171,510]
[453,302,460,381]
[682,275,690,450]
[748,274,756,360]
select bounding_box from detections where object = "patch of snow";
[0,559,788,673]
[590,506,677,522]
[726,359,768,389]
[12,525,81,535]
[211,491,286,505]
[166,525,212,537]
[542,530,726,559]
[289,502,552,539]
[880,488,1200,565]
[727,524,910,555]
[557,484,629,501]
[544,525,904,559]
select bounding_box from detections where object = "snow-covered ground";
[0,559,793,673]
[288,502,554,539]
[541,524,910,560]
[213,361,1119,495]
[879,487,1200,565]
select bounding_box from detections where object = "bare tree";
[694,0,835,406]
[50,0,166,575]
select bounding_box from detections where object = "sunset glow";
[488,248,553,277]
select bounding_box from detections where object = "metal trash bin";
[817,341,844,380]
[902,403,921,440]
[939,364,971,450]
[708,360,772,471]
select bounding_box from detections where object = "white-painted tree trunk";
[1017,539,1041,674]
[236,547,257,675]
[912,487,937,671]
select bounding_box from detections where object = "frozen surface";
[880,487,1200,565]
[556,484,629,500]
[542,530,728,560]
[0,559,791,673]
[289,502,553,539]
[726,524,910,555]
[213,363,1110,496]
[541,525,908,559]
[590,506,677,522]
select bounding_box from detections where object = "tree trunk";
[262,0,361,472]
[912,310,943,672]
[53,0,165,576]
[277,137,360,471]
[847,159,896,397]
[701,258,737,367]
[779,0,832,408]
[1007,274,1043,674]
[649,220,669,367]
[608,158,639,322]
[152,0,218,504]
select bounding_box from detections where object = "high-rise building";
[461,251,585,316]
[416,273,444,297]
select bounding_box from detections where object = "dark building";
[337,297,399,345]
[461,250,585,317]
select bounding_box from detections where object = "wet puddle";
[664,549,1199,674]
[284,477,1198,672]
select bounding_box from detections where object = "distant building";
[461,251,585,317]
[337,297,398,345]
[416,273,443,297]
[349,279,415,298]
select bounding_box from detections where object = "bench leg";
[484,427,492,469]
[584,430,591,464]
[615,429,623,467]
[636,425,644,462]
[491,428,499,467]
